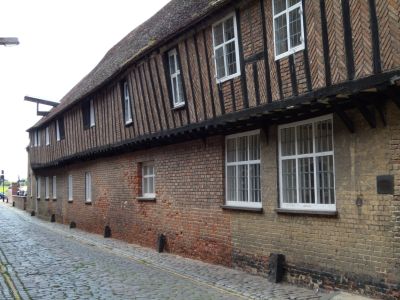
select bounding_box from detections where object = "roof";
[29,0,230,130]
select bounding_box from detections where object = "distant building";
[25,0,400,298]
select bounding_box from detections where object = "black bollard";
[104,226,111,238]
[31,211,35,216]
[69,221,76,229]
[157,234,166,253]
[50,214,55,223]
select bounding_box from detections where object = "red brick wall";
[34,136,232,266]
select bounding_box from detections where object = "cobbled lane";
[0,203,324,299]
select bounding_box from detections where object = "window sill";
[275,208,338,217]
[216,72,240,84]
[45,198,50,201]
[274,45,305,61]
[85,201,92,205]
[171,103,186,111]
[221,205,263,213]
[36,198,41,201]
[52,198,57,201]
[137,196,156,202]
[125,120,133,127]
[67,200,73,203]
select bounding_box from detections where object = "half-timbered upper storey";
[28,0,400,168]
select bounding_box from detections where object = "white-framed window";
[168,49,185,107]
[123,81,133,124]
[68,175,73,201]
[45,127,50,146]
[45,177,50,199]
[36,176,41,199]
[85,172,92,202]
[52,176,57,199]
[279,115,336,211]
[212,13,241,83]
[142,163,155,198]
[272,0,305,60]
[56,120,61,141]
[225,130,261,208]
[89,99,95,127]
[34,130,40,147]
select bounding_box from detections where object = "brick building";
[25,0,400,298]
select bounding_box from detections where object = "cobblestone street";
[0,203,329,299]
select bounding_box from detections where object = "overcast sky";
[0,0,170,181]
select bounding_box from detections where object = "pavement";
[0,201,374,300]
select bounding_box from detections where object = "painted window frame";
[85,172,92,203]
[45,126,50,146]
[225,130,262,208]
[168,48,185,108]
[89,99,95,128]
[123,81,133,125]
[68,175,73,201]
[45,177,50,199]
[278,114,336,211]
[52,176,57,199]
[272,0,305,60]
[36,176,41,199]
[142,162,155,198]
[212,12,241,83]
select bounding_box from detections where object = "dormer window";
[273,0,305,60]
[168,49,185,108]
[56,118,65,141]
[212,13,240,83]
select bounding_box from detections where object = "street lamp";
[0,37,19,46]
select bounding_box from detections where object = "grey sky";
[0,0,170,181]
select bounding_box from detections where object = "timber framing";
[30,71,400,170]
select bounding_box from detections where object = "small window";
[142,163,155,198]
[272,0,305,59]
[45,127,50,146]
[168,49,185,107]
[36,176,41,199]
[225,130,261,208]
[68,175,73,201]
[122,81,133,124]
[278,115,335,211]
[85,172,92,202]
[52,176,57,199]
[82,100,95,129]
[34,130,40,147]
[212,13,240,83]
[56,118,65,141]
[45,177,50,199]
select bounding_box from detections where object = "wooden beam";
[301,0,312,91]
[24,96,58,107]
[374,102,386,126]
[368,0,381,74]
[289,55,298,96]
[37,111,49,116]
[334,106,354,133]
[259,0,272,103]
[341,0,355,80]
[236,9,249,109]
[320,0,331,86]
[183,39,198,123]
[355,99,376,128]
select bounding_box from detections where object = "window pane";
[224,17,235,41]
[297,123,313,154]
[214,23,224,46]
[215,47,225,79]
[289,0,301,6]
[227,166,236,201]
[238,165,248,202]
[299,157,315,203]
[169,53,176,74]
[172,77,178,103]
[281,127,296,156]
[274,14,288,55]
[177,74,184,103]
[250,164,261,202]
[282,159,297,203]
[317,155,335,204]
[148,177,154,194]
[249,134,260,160]
[143,177,149,194]
[289,7,302,48]
[237,136,248,161]
[226,139,236,162]
[315,119,333,152]
[274,0,286,14]
[225,41,237,76]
